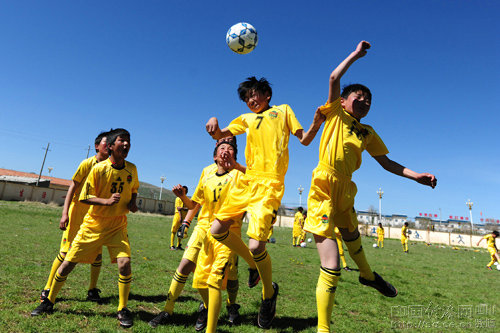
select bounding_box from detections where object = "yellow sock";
[340,253,347,268]
[198,288,209,308]
[163,270,188,314]
[48,271,68,303]
[344,235,374,280]
[44,253,65,290]
[226,279,238,305]
[89,258,102,290]
[170,232,175,248]
[316,267,340,333]
[253,250,274,299]
[206,286,222,333]
[211,231,256,269]
[118,274,132,311]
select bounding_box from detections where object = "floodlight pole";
[298,185,304,207]
[377,188,384,224]
[36,143,50,186]
[159,176,166,200]
[466,199,474,247]
[48,167,53,177]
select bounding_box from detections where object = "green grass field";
[0,201,498,332]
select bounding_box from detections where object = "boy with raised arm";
[206,77,325,328]
[32,128,140,328]
[303,41,437,332]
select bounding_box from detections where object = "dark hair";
[213,136,238,161]
[341,84,372,101]
[94,131,108,153]
[238,76,272,102]
[183,186,188,194]
[404,222,409,227]
[106,128,130,155]
[297,207,303,212]
[493,230,499,237]
[378,223,383,227]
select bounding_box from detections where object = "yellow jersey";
[318,98,389,177]
[227,104,303,181]
[191,168,243,230]
[174,197,188,221]
[377,227,385,236]
[401,225,408,238]
[71,156,100,203]
[192,163,218,229]
[79,158,139,217]
[293,212,304,228]
[484,234,497,250]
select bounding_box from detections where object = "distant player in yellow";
[334,227,350,271]
[171,187,189,250]
[38,131,109,302]
[206,76,325,329]
[293,207,305,246]
[149,137,245,330]
[476,230,499,270]
[300,210,308,243]
[377,223,385,248]
[32,128,140,329]
[401,222,409,253]
[303,41,437,332]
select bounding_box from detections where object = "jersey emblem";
[127,175,132,183]
[348,121,369,140]
[117,177,122,181]
[268,110,278,119]
[321,214,329,223]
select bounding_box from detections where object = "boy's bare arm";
[127,193,138,213]
[184,203,201,222]
[81,193,121,206]
[172,184,197,210]
[373,155,437,188]
[206,117,233,140]
[476,238,484,247]
[328,41,371,104]
[59,180,79,230]
[295,107,326,146]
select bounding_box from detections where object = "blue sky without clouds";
[0,1,498,223]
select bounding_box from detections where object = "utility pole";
[86,145,91,158]
[377,188,384,224]
[159,176,166,200]
[36,143,50,186]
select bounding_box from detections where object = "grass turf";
[0,200,498,332]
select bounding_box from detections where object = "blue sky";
[0,1,498,223]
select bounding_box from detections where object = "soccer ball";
[373,244,378,248]
[300,242,307,248]
[307,238,312,243]
[497,264,500,271]
[494,262,499,266]
[226,22,258,54]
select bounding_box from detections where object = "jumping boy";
[303,41,437,332]
[171,186,189,250]
[476,230,499,270]
[31,128,139,328]
[206,77,325,328]
[38,131,109,302]
[377,223,385,248]
[401,222,409,253]
[149,137,244,330]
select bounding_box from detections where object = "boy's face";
[215,143,235,170]
[245,89,270,113]
[341,90,371,120]
[95,137,109,157]
[109,135,130,159]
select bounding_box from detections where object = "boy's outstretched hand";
[415,173,437,189]
[172,184,187,197]
[206,117,220,138]
[354,40,371,58]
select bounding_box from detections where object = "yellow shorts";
[304,164,358,238]
[292,227,302,238]
[401,237,408,244]
[488,247,498,258]
[215,173,283,242]
[378,236,384,241]
[59,201,89,253]
[192,233,235,290]
[171,213,181,233]
[65,215,130,264]
[182,225,209,264]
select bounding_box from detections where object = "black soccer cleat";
[148,311,170,328]
[195,302,208,331]
[359,271,398,297]
[117,307,134,328]
[176,245,184,251]
[40,289,50,301]
[226,303,241,325]
[248,268,260,288]
[257,282,279,329]
[86,288,102,302]
[31,298,54,316]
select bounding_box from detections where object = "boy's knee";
[249,240,266,254]
[117,257,132,275]
[339,227,359,241]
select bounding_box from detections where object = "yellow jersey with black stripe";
[192,163,218,229]
[191,168,243,229]
[71,156,100,203]
[318,98,389,177]
[79,158,139,217]
[293,212,304,229]
[227,104,302,180]
[484,234,497,250]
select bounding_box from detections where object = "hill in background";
[138,181,176,202]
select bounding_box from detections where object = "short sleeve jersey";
[174,197,188,221]
[294,212,304,228]
[401,225,408,238]
[318,98,389,177]
[192,163,218,229]
[227,104,303,180]
[191,168,243,229]
[377,227,385,236]
[484,235,497,250]
[71,156,99,203]
[79,158,139,217]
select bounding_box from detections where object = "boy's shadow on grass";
[57,293,198,305]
